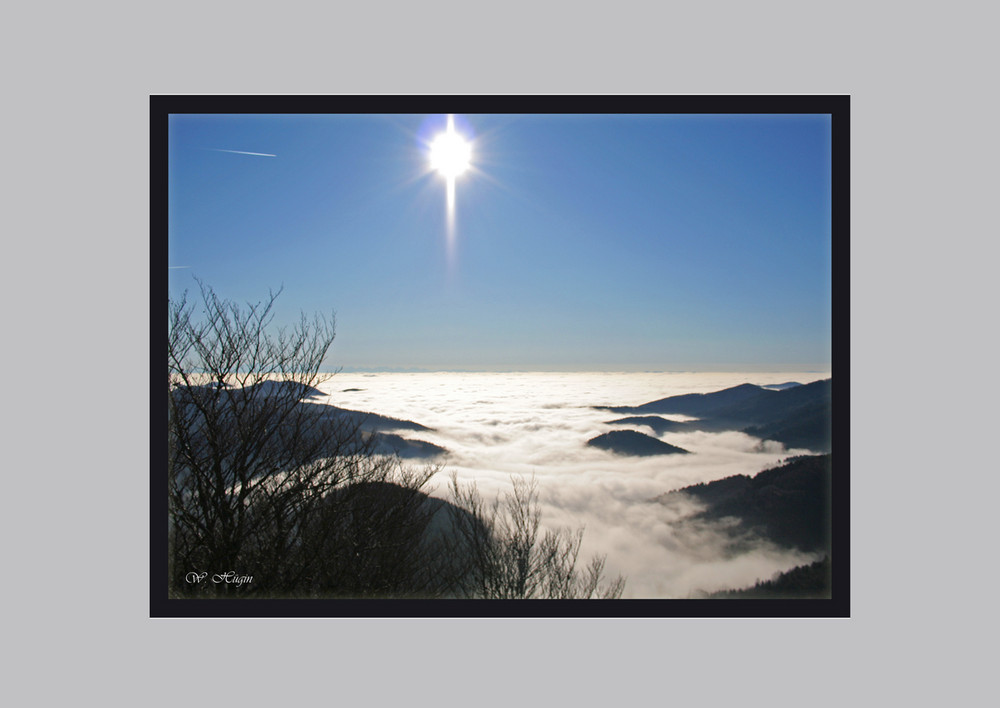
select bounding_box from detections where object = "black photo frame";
[151,95,849,618]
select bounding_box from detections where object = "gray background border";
[7,0,991,703]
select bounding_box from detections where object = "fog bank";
[317,371,829,598]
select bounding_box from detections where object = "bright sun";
[429,117,472,178]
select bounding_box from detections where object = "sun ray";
[428,115,472,269]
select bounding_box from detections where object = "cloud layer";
[317,371,829,598]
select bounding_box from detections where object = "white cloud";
[317,371,830,598]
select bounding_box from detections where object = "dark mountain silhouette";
[709,556,831,598]
[175,380,430,431]
[322,481,480,540]
[706,379,830,424]
[655,454,831,553]
[233,379,327,399]
[314,405,442,457]
[172,380,445,461]
[302,481,486,597]
[596,379,831,452]
[588,430,690,456]
[743,400,831,452]
[603,415,690,434]
[600,382,765,416]
[761,381,803,391]
[314,404,431,433]
[242,381,436,435]
[711,380,831,452]
[370,432,447,459]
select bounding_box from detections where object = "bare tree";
[167,282,626,600]
[167,283,447,597]
[445,474,626,599]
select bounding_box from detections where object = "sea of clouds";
[315,371,830,598]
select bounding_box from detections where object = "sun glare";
[428,115,473,271]
[429,117,472,178]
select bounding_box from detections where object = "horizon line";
[326,367,833,375]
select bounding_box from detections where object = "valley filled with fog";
[312,371,830,598]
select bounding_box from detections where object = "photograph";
[15,0,996,699]
[152,96,848,616]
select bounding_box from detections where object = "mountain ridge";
[587,430,690,456]
[595,379,832,452]
[655,454,832,553]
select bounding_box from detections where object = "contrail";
[208,148,277,157]
[169,266,191,269]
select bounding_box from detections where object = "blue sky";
[168,113,831,372]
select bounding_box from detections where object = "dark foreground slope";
[177,481,484,599]
[710,556,832,598]
[656,454,832,553]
